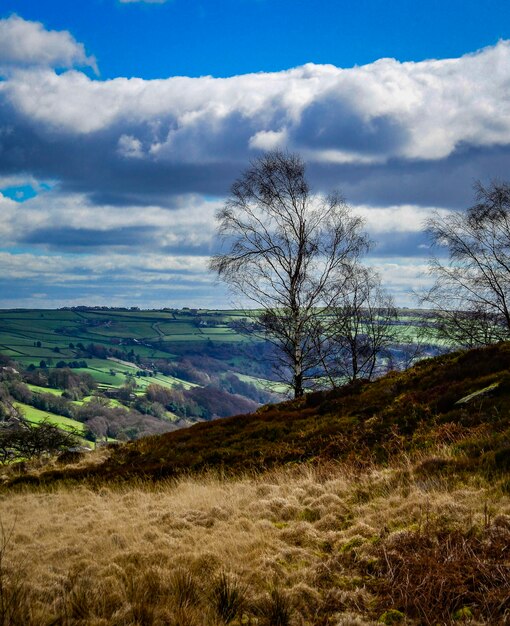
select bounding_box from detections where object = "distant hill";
[0,308,281,441]
[0,307,443,442]
[11,341,510,486]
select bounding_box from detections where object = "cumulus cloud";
[0,15,97,73]
[3,41,510,165]
[355,204,451,234]
[0,37,509,222]
[2,18,510,307]
[367,258,433,305]
[117,134,144,159]
[0,189,219,252]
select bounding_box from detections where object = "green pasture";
[157,321,200,335]
[70,358,193,391]
[74,366,128,387]
[27,384,63,396]
[0,308,446,402]
[14,401,86,434]
[0,309,254,360]
[135,373,197,391]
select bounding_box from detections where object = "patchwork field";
[0,307,444,444]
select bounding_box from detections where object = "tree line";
[211,150,510,398]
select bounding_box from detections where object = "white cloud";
[354,204,452,233]
[367,258,433,306]
[3,40,510,164]
[1,190,219,250]
[249,129,288,151]
[0,15,97,73]
[117,134,144,159]
[0,174,42,189]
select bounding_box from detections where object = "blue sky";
[5,0,510,79]
[1,1,510,308]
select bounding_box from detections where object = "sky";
[2,0,510,309]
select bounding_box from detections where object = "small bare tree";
[0,420,79,463]
[423,181,510,347]
[318,268,398,384]
[210,150,371,398]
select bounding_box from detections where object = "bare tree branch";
[422,180,510,347]
[210,150,371,397]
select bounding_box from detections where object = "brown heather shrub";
[371,524,510,625]
[0,459,508,625]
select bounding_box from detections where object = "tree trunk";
[293,371,304,398]
[293,343,304,398]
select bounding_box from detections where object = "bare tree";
[0,420,79,463]
[210,150,371,398]
[318,268,398,384]
[423,181,510,347]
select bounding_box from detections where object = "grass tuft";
[210,571,247,623]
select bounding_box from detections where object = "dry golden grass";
[0,457,508,625]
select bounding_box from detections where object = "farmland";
[0,307,442,444]
[0,308,281,443]
[0,307,264,387]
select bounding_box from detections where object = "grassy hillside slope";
[11,341,510,486]
[1,343,509,625]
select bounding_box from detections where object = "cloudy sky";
[2,0,510,309]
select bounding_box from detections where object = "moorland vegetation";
[0,341,509,625]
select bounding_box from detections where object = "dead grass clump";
[314,512,343,532]
[328,585,373,615]
[334,612,378,625]
[169,567,200,609]
[63,568,124,622]
[279,521,319,548]
[256,497,300,522]
[256,587,293,626]
[0,571,29,626]
[287,582,320,620]
[0,521,30,626]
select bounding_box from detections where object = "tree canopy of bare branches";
[319,268,398,385]
[0,420,79,464]
[424,181,510,347]
[210,150,371,397]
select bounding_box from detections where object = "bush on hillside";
[0,420,79,463]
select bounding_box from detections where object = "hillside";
[1,343,509,626]
[0,308,282,441]
[0,307,443,443]
[10,341,510,486]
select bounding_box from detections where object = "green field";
[14,402,86,434]
[0,306,450,450]
[0,308,266,440]
[27,384,63,396]
[0,308,265,401]
[0,307,444,433]
[0,308,250,367]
